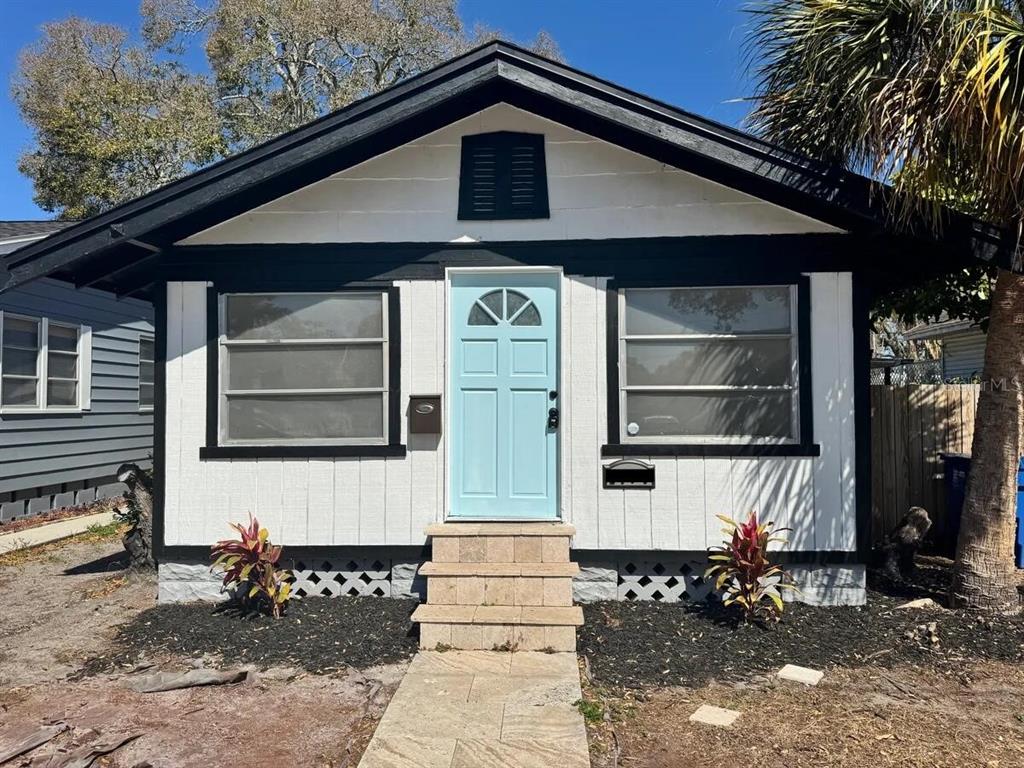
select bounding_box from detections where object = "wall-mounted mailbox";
[603,459,655,489]
[409,395,442,434]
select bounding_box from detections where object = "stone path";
[358,650,590,768]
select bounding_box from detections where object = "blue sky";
[0,0,753,220]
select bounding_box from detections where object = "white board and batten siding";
[164,273,857,552]
[163,102,855,552]
[561,273,856,553]
[164,280,444,547]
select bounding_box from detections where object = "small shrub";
[705,511,796,624]
[575,698,605,723]
[210,515,293,618]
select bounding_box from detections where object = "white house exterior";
[3,44,1007,629]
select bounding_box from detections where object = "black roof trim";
[1,40,1012,293]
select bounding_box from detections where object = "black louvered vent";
[458,132,549,220]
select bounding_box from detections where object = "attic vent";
[458,132,549,220]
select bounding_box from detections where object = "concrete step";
[420,562,579,577]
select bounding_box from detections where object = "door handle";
[547,407,560,430]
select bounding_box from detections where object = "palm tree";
[747,0,1024,612]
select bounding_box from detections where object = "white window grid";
[617,284,801,444]
[217,291,390,446]
[138,333,155,411]
[0,311,86,413]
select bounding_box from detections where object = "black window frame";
[458,131,550,221]
[199,284,405,459]
[602,276,819,458]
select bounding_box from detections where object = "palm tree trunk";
[950,267,1024,613]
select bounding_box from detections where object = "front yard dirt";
[0,534,412,767]
[580,558,1024,766]
[583,661,1024,767]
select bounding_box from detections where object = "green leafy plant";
[210,515,292,618]
[705,511,796,624]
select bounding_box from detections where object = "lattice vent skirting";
[617,560,714,602]
[290,558,392,598]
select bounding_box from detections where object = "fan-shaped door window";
[467,289,542,326]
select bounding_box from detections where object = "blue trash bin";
[942,453,1024,567]
[1018,458,1024,568]
[941,453,972,557]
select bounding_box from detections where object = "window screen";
[618,286,800,442]
[219,292,388,444]
[0,314,82,410]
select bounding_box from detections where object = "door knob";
[547,407,560,430]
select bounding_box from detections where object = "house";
[905,318,986,382]
[1,43,1009,648]
[0,221,154,523]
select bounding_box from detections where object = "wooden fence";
[870,384,980,549]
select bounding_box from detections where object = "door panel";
[450,273,559,519]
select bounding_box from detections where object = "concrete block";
[75,488,97,506]
[157,580,224,603]
[572,563,617,602]
[52,492,76,510]
[96,482,128,501]
[689,705,741,728]
[788,565,867,606]
[27,496,51,516]
[0,501,24,523]
[777,664,824,686]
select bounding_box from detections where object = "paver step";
[420,561,579,577]
[425,522,575,537]
[418,621,577,651]
[427,527,571,564]
[412,604,584,626]
[425,571,574,607]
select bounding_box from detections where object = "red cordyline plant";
[210,515,293,618]
[705,511,796,624]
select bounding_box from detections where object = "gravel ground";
[81,595,420,676]
[579,559,1024,688]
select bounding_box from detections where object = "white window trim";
[617,284,801,445]
[0,311,90,414]
[138,333,155,412]
[217,290,390,446]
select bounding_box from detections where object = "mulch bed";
[80,596,419,677]
[579,558,1024,688]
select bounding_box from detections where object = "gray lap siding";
[0,278,153,518]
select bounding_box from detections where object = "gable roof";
[0,40,1011,297]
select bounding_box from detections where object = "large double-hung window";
[616,285,801,443]
[218,291,390,445]
[0,312,88,412]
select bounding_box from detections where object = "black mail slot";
[409,395,442,434]
[603,459,655,489]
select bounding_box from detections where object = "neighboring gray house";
[904,319,986,382]
[0,221,154,522]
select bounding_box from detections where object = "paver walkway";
[359,650,590,768]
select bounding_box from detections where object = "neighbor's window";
[138,334,155,410]
[618,286,799,442]
[219,292,388,445]
[0,313,83,411]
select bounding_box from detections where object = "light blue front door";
[450,272,559,519]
